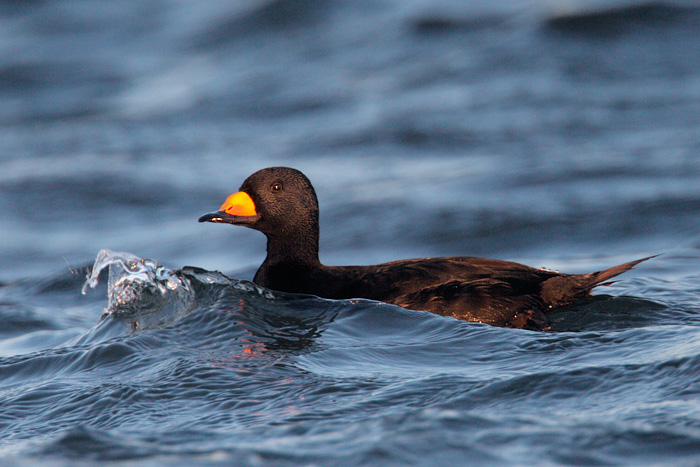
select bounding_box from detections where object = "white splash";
[82,249,192,315]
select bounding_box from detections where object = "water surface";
[1,0,700,465]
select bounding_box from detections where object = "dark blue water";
[2,0,700,465]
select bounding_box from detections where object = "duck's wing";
[392,277,550,329]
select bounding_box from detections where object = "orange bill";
[220,191,257,217]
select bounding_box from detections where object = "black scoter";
[199,167,651,330]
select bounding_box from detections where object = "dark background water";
[1,0,700,465]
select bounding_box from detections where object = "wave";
[0,249,697,465]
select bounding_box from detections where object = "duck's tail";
[540,255,657,308]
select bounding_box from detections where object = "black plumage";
[199,167,651,330]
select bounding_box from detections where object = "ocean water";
[2,0,700,465]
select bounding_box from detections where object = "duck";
[199,166,651,330]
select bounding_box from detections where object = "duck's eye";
[271,182,283,193]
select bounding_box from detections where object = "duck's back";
[321,257,557,328]
[272,255,649,330]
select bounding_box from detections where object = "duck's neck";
[254,229,322,292]
[263,222,321,268]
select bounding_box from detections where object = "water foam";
[82,249,193,318]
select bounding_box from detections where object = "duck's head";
[198,167,319,240]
